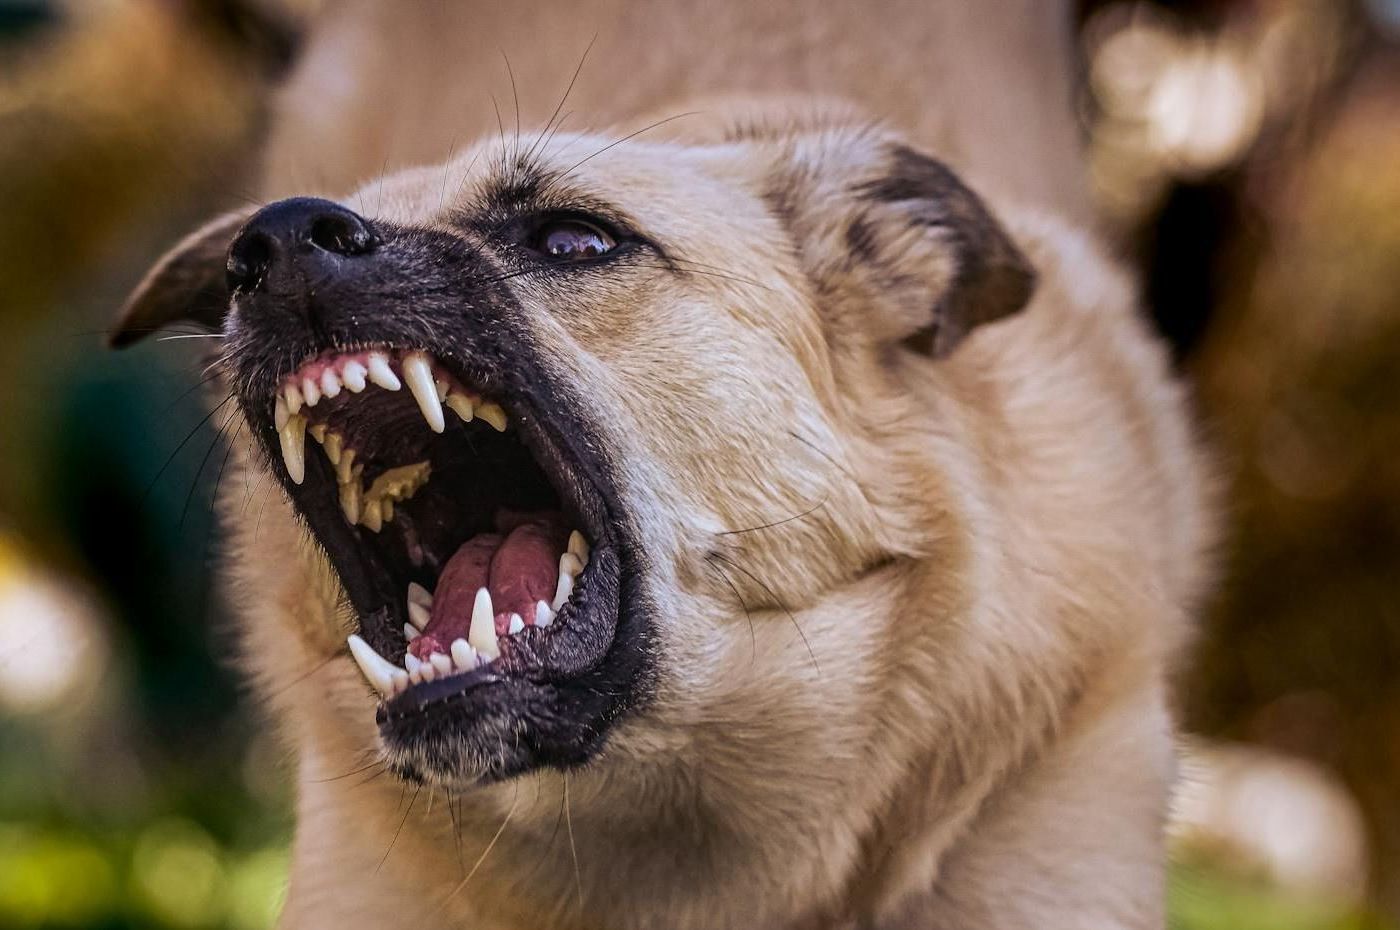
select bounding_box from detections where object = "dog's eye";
[532,219,616,260]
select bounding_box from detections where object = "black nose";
[226,197,378,293]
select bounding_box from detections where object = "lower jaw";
[362,540,633,784]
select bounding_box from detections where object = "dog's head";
[114,106,1034,789]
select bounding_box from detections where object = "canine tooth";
[535,601,554,628]
[407,601,430,631]
[568,530,589,564]
[391,669,409,694]
[551,570,573,611]
[507,613,525,635]
[361,500,383,532]
[450,638,477,670]
[430,652,454,676]
[407,581,433,608]
[347,635,398,697]
[339,480,361,525]
[323,432,343,465]
[402,352,446,433]
[285,383,303,415]
[309,422,327,444]
[468,588,499,659]
[341,360,368,392]
[366,352,401,390]
[404,623,420,641]
[336,449,356,485]
[445,393,474,422]
[404,653,423,675]
[274,395,289,431]
[476,402,508,432]
[321,368,342,399]
[278,415,307,485]
[561,552,584,577]
[302,376,321,407]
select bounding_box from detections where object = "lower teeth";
[345,531,590,698]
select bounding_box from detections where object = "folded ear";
[769,133,1036,358]
[109,210,249,348]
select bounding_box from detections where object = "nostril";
[223,198,378,297]
[308,212,378,257]
[227,230,274,292]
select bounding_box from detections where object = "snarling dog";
[112,103,1211,929]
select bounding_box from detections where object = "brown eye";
[535,220,615,260]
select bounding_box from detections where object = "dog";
[110,4,1213,928]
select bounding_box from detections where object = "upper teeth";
[347,634,409,696]
[366,352,400,391]
[401,352,445,434]
[272,349,510,494]
[278,413,307,485]
[347,534,591,698]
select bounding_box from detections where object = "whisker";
[708,550,820,674]
[311,758,386,784]
[209,416,245,525]
[374,155,391,218]
[501,51,521,162]
[787,428,861,486]
[376,786,419,873]
[180,404,240,531]
[548,111,701,186]
[438,140,459,211]
[718,498,828,537]
[347,765,391,791]
[140,392,236,510]
[438,783,520,910]
[522,34,596,166]
[490,93,508,164]
[704,555,756,663]
[447,789,465,874]
[158,369,227,416]
[668,257,777,292]
[564,774,584,919]
[523,777,569,885]
[253,474,274,543]
[262,652,338,701]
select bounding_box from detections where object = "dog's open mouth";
[270,346,611,707]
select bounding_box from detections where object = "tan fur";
[158,4,1212,928]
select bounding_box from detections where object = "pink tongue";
[409,516,564,659]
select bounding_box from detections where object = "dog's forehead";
[358,131,768,230]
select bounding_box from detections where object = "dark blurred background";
[1,1,1398,927]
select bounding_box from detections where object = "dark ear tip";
[106,318,142,349]
[106,208,249,351]
[107,329,138,350]
[1007,252,1039,312]
[107,295,158,349]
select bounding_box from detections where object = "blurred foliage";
[1,2,294,928]
[1170,857,1391,930]
[0,821,287,930]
